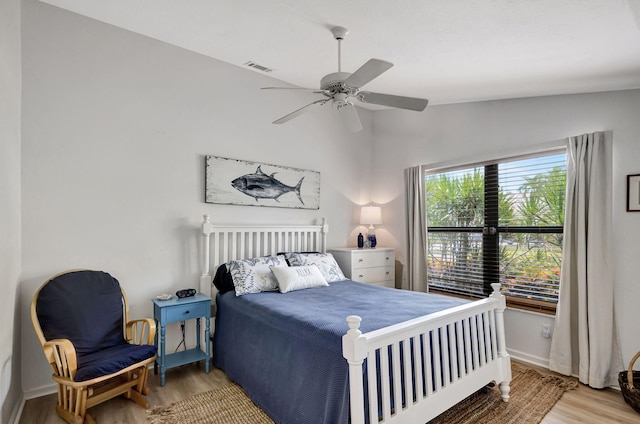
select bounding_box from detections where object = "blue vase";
[369,234,377,248]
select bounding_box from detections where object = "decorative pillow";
[270,265,328,293]
[276,251,320,266]
[212,264,234,294]
[228,255,288,296]
[287,252,347,282]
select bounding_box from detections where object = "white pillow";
[228,255,288,296]
[287,252,347,282]
[271,265,328,293]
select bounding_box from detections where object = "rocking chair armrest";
[43,338,78,380]
[126,318,157,345]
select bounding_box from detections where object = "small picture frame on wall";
[627,174,640,212]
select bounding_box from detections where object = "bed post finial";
[490,283,506,308]
[321,218,328,253]
[345,315,361,335]
[201,214,213,295]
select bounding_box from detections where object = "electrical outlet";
[542,324,552,338]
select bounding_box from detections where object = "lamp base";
[367,226,377,248]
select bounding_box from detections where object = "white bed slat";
[424,332,433,397]
[470,316,479,370]
[380,347,391,420]
[412,333,424,404]
[453,320,463,383]
[441,325,451,386]
[489,309,498,360]
[401,336,412,411]
[391,342,402,418]
[478,314,487,366]
[367,350,378,424]
[463,318,472,376]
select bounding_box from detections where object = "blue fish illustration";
[231,166,305,205]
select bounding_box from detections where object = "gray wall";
[0,0,22,422]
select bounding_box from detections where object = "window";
[425,151,566,312]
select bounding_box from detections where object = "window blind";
[426,152,566,304]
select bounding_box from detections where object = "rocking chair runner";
[31,270,157,424]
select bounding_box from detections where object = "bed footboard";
[342,283,511,424]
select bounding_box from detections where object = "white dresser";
[329,247,395,288]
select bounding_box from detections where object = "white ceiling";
[40,0,640,106]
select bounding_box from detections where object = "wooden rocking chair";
[31,270,157,424]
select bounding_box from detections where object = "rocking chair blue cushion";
[75,342,157,382]
[35,270,157,382]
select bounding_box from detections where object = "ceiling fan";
[262,26,429,132]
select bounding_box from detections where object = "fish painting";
[231,166,305,205]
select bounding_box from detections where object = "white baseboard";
[507,348,549,369]
[9,392,24,424]
[23,382,57,400]
[12,382,57,423]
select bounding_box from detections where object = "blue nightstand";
[152,293,211,386]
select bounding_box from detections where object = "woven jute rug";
[147,363,577,424]
[428,363,579,424]
[147,382,274,424]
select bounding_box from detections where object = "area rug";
[147,382,274,424]
[427,363,579,424]
[147,363,577,424]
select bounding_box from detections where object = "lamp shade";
[360,206,382,225]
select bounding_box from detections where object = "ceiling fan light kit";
[263,26,429,132]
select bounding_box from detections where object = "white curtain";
[549,131,621,388]
[404,166,428,292]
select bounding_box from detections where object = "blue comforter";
[213,280,468,424]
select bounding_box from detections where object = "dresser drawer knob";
[386,257,390,260]
[359,274,364,278]
[183,310,190,315]
[358,259,364,262]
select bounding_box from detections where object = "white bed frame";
[199,215,511,424]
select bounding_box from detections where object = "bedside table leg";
[196,317,201,351]
[160,324,166,386]
[205,316,211,373]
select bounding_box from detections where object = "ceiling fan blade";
[262,87,325,94]
[357,91,428,111]
[343,59,393,89]
[272,99,327,124]
[338,103,363,132]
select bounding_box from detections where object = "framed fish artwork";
[205,156,320,209]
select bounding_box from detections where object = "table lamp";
[360,206,382,248]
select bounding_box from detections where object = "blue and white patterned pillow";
[287,252,347,283]
[228,255,288,296]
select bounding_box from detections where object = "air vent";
[244,61,273,73]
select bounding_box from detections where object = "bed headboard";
[199,214,328,297]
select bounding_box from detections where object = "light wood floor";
[19,360,640,423]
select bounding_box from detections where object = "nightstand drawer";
[162,301,209,323]
[352,266,394,284]
[352,250,394,269]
